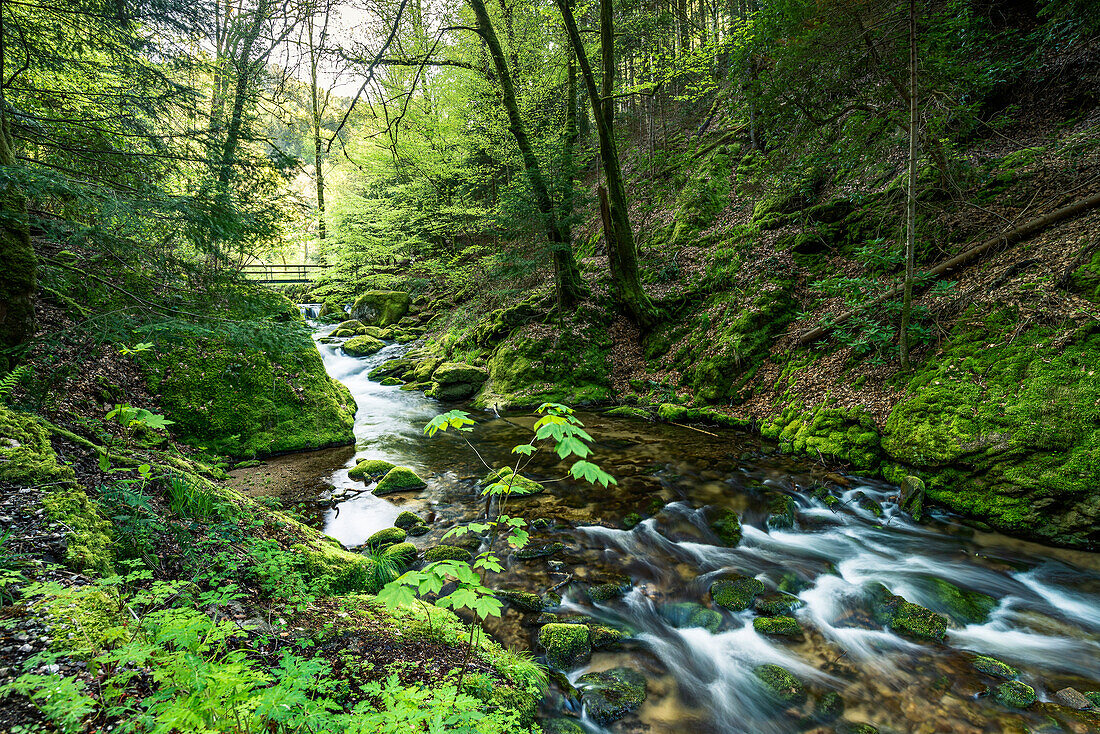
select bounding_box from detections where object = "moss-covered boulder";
[577,667,647,725]
[365,526,406,549]
[1,405,75,484]
[814,691,845,722]
[766,493,797,530]
[658,602,722,633]
[706,506,743,546]
[760,403,883,470]
[495,589,545,613]
[343,335,386,357]
[335,319,365,332]
[368,358,414,381]
[867,583,947,642]
[754,593,803,617]
[590,625,625,649]
[393,511,422,530]
[753,616,802,638]
[538,623,591,670]
[348,459,395,481]
[541,718,586,734]
[929,578,997,625]
[482,467,544,496]
[381,542,417,569]
[351,290,411,326]
[605,406,652,420]
[373,467,426,495]
[514,541,565,560]
[586,576,632,603]
[899,475,926,520]
[423,545,473,563]
[426,362,490,401]
[753,664,806,705]
[995,680,1036,708]
[972,655,1019,679]
[380,377,403,386]
[710,575,765,611]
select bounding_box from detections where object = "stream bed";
[241,319,1100,734]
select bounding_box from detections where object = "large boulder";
[372,467,426,495]
[538,623,591,670]
[710,574,765,611]
[867,583,948,642]
[343,335,385,357]
[427,362,489,402]
[577,667,647,725]
[351,290,411,327]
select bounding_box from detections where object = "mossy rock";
[348,459,396,481]
[373,467,426,495]
[766,493,797,530]
[423,545,473,563]
[538,623,591,670]
[706,506,743,546]
[426,382,481,401]
[867,583,947,642]
[496,589,545,613]
[368,358,414,381]
[753,615,802,638]
[752,664,806,705]
[432,362,489,386]
[365,526,406,549]
[482,467,544,496]
[995,680,1036,708]
[622,512,643,529]
[407,523,430,537]
[331,328,357,338]
[839,724,879,734]
[754,593,803,617]
[854,491,884,517]
[814,691,845,722]
[351,290,411,326]
[343,335,386,357]
[658,602,722,633]
[972,655,1019,679]
[604,406,652,420]
[576,667,647,725]
[899,475,926,520]
[587,576,632,603]
[334,319,365,332]
[541,718,586,734]
[393,511,422,530]
[1,406,76,485]
[381,542,417,569]
[514,541,565,560]
[710,575,765,611]
[590,625,625,649]
[929,578,997,625]
[380,377,404,386]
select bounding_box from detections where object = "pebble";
[1055,687,1094,710]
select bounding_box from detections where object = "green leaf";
[569,460,617,487]
[555,436,592,460]
[511,443,537,456]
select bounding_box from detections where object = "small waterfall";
[298,303,321,320]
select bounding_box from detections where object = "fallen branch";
[795,189,1100,346]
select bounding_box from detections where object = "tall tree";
[899,0,918,369]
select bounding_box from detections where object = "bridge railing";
[241,264,327,284]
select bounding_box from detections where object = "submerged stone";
[971,655,1019,679]
[423,545,472,563]
[348,459,395,481]
[710,575,765,611]
[586,576,632,602]
[343,335,385,357]
[752,664,806,705]
[753,615,802,638]
[622,512,643,529]
[867,583,948,642]
[754,593,803,617]
[994,680,1036,708]
[814,691,845,722]
[658,602,722,633]
[854,491,884,517]
[930,578,997,625]
[514,541,565,560]
[482,467,544,496]
[538,623,591,670]
[766,493,797,530]
[706,506,743,546]
[577,667,647,725]
[372,467,426,495]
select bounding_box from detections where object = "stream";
[258,314,1100,733]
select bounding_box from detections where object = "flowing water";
[280,319,1100,733]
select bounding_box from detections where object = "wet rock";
[577,667,647,725]
[380,377,403,386]
[866,582,947,642]
[365,526,406,549]
[426,362,489,401]
[381,542,417,569]
[994,680,1036,708]
[343,335,385,357]
[766,494,797,530]
[348,459,395,481]
[778,573,811,594]
[899,475,925,520]
[658,602,722,633]
[351,290,410,326]
[590,625,625,649]
[705,506,743,546]
[393,511,422,530]
[482,467,544,496]
[710,575,765,611]
[814,690,844,722]
[622,512,642,529]
[1055,687,1094,710]
[514,541,565,560]
[368,358,414,381]
[971,655,1019,679]
[754,593,803,616]
[753,615,802,638]
[929,578,997,625]
[752,664,806,705]
[604,406,652,420]
[423,545,472,563]
[538,623,591,670]
[540,718,586,734]
[407,523,430,537]
[838,724,879,734]
[496,589,545,612]
[586,576,632,603]
[372,467,426,495]
[331,328,356,338]
[1085,691,1100,707]
[853,491,884,517]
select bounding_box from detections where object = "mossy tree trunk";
[555,0,659,327]
[467,0,585,310]
[899,0,917,369]
[0,0,34,370]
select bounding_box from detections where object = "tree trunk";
[467,0,584,309]
[556,0,659,326]
[899,0,917,369]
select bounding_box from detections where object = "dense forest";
[2,0,1100,730]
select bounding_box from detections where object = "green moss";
[538,623,591,670]
[43,484,113,575]
[576,667,647,725]
[365,526,406,549]
[1083,691,1100,707]
[0,405,75,484]
[658,602,722,632]
[37,585,121,654]
[541,718,586,734]
[495,589,545,612]
[605,406,653,420]
[752,664,806,705]
[381,542,417,569]
[867,583,947,642]
[379,377,403,386]
[343,334,386,357]
[972,655,1019,679]
[753,615,802,637]
[513,541,565,559]
[369,358,414,381]
[351,290,411,326]
[754,593,802,616]
[348,459,395,481]
[586,576,632,602]
[423,545,473,563]
[929,578,997,625]
[373,467,426,495]
[707,507,743,546]
[994,680,1036,708]
[766,494,797,530]
[814,691,845,722]
[710,575,765,611]
[140,319,356,457]
[590,625,625,649]
[393,511,422,529]
[761,402,882,470]
[431,362,489,385]
[482,467,544,496]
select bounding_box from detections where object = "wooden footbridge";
[241,264,327,284]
